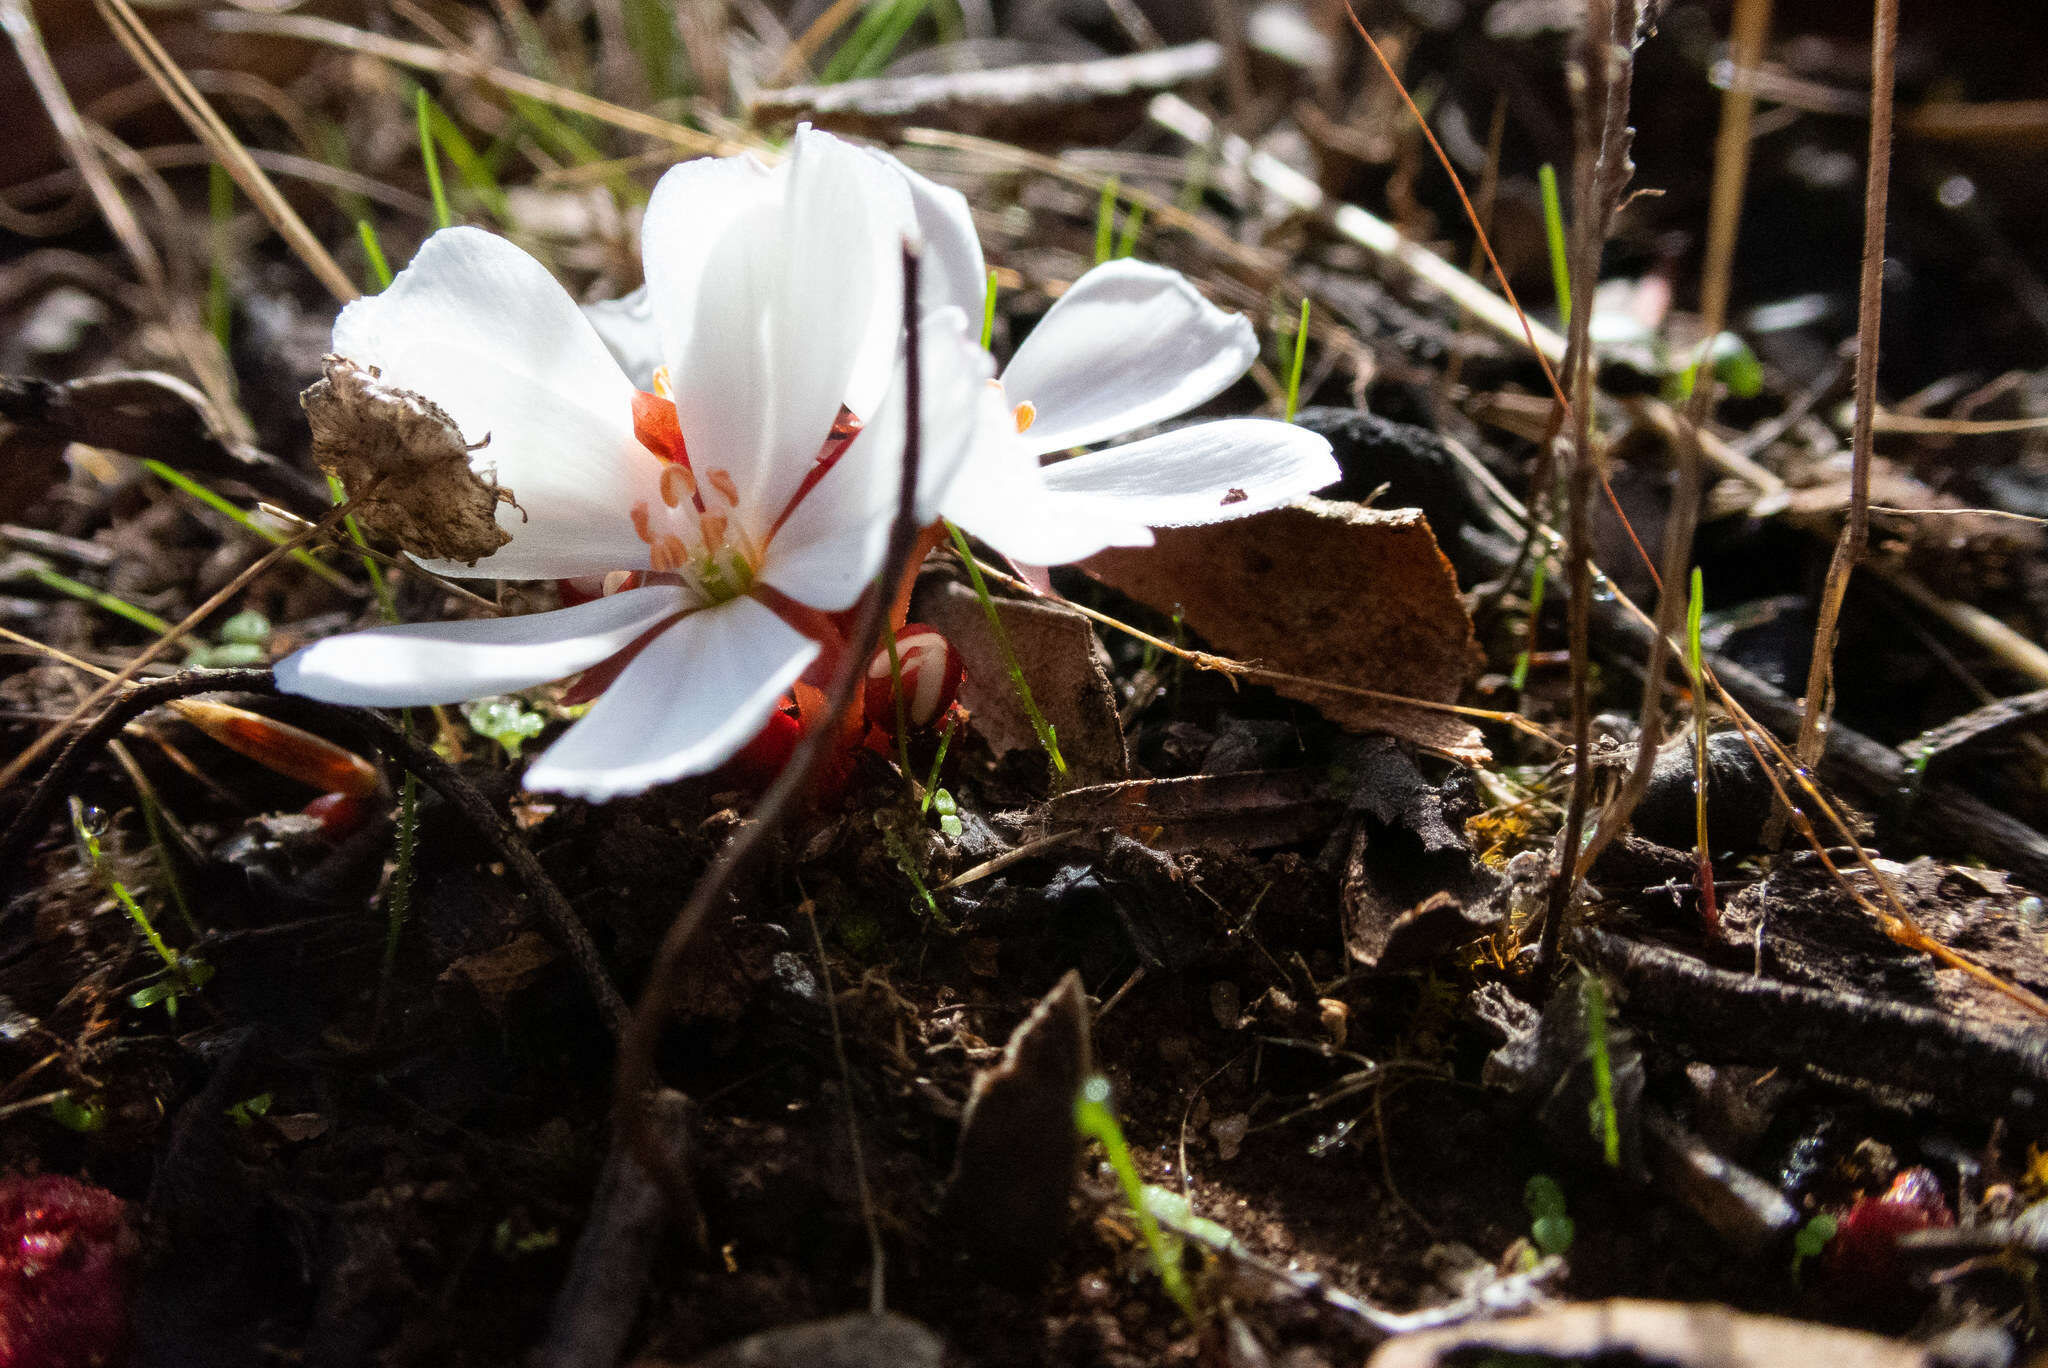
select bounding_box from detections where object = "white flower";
[276,129,990,800]
[591,153,1341,570]
[892,166,1341,566]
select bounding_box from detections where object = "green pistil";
[697,552,754,604]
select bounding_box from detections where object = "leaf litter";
[4,1,2048,1366]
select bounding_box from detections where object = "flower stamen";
[1013,400,1037,433]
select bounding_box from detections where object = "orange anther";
[1013,400,1037,434]
[698,513,728,551]
[651,365,673,399]
[706,469,740,506]
[629,501,655,545]
[652,535,689,572]
[660,464,697,509]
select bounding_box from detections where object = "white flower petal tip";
[1040,420,1340,529]
[999,258,1259,455]
[273,586,689,709]
[519,598,818,800]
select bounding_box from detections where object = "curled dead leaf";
[302,355,515,566]
[1082,498,1486,761]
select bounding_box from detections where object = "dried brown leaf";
[302,355,514,566]
[1083,498,1486,759]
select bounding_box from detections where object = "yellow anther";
[1013,400,1037,434]
[651,365,673,399]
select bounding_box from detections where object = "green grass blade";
[945,523,1065,774]
[142,459,352,591]
[416,87,453,230]
[1094,176,1120,265]
[1583,972,1621,1167]
[1075,1077,1199,1322]
[356,219,393,289]
[1283,296,1311,422]
[23,565,172,636]
[1538,162,1571,325]
[1510,557,1548,690]
[207,164,234,355]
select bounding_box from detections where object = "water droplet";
[1309,1118,1357,1157]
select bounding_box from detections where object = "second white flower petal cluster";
[277,128,1339,799]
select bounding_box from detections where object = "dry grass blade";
[0,0,242,433]
[1785,0,1899,812]
[205,9,743,158]
[91,0,358,303]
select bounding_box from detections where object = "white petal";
[582,284,662,391]
[333,227,660,580]
[874,149,985,320]
[1000,259,1258,455]
[641,150,776,388]
[522,596,818,799]
[1039,420,1339,527]
[758,307,991,611]
[941,388,1155,566]
[273,585,691,707]
[657,128,913,546]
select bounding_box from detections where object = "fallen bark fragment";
[1084,499,1486,760]
[940,970,1090,1283]
[1367,1298,1932,1368]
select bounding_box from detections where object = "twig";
[1539,0,1642,981]
[1784,0,1899,824]
[750,42,1221,133]
[611,244,933,1233]
[534,1090,691,1368]
[1577,0,1771,878]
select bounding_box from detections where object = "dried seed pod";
[302,354,514,565]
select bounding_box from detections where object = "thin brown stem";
[1783,0,1898,824]
[611,245,932,1234]
[1576,0,1771,880]
[1537,0,1640,981]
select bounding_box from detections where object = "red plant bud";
[1821,1166,1954,1303]
[176,700,381,799]
[863,625,964,736]
[303,791,375,839]
[0,1174,134,1368]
